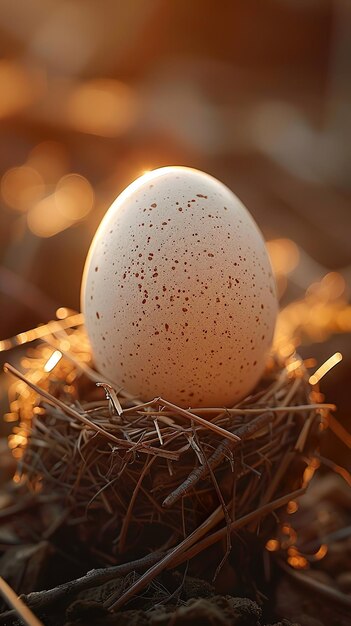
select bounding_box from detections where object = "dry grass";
[3,318,334,607]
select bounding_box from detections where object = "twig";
[0,497,38,520]
[278,559,351,609]
[0,553,164,623]
[0,577,43,626]
[172,487,306,566]
[103,502,226,610]
[191,404,335,415]
[163,411,273,508]
[96,382,123,416]
[106,487,305,610]
[4,363,178,460]
[118,456,156,553]
[157,398,240,444]
[4,364,128,448]
[326,413,351,449]
[0,314,83,353]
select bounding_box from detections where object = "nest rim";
[4,323,331,562]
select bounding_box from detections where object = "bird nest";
[4,315,334,608]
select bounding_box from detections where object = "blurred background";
[0,0,350,465]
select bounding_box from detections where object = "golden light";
[27,173,94,236]
[274,265,351,357]
[1,166,45,212]
[309,352,343,386]
[66,79,138,137]
[8,433,27,449]
[287,555,309,569]
[33,407,45,416]
[27,194,72,237]
[287,500,299,514]
[336,308,351,332]
[0,339,13,352]
[0,314,84,352]
[3,413,19,423]
[285,357,303,374]
[303,458,321,487]
[313,544,328,561]
[56,307,72,319]
[267,238,300,276]
[281,524,297,543]
[265,539,280,552]
[0,60,45,119]
[55,174,94,221]
[12,448,24,460]
[28,141,69,184]
[307,272,346,303]
[44,350,63,373]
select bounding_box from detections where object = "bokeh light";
[66,79,138,137]
[0,60,45,119]
[1,166,45,213]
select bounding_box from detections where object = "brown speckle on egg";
[81,166,278,407]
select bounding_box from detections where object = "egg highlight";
[81,166,277,407]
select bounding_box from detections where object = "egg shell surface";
[81,166,277,407]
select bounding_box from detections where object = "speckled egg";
[81,166,277,407]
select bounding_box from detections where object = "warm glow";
[307,272,346,302]
[274,267,351,357]
[287,555,309,569]
[0,60,45,118]
[1,166,45,212]
[313,544,328,561]
[0,313,83,352]
[267,238,300,276]
[336,308,351,332]
[303,458,320,486]
[265,539,280,552]
[66,79,137,137]
[12,472,22,484]
[44,350,62,372]
[27,194,72,237]
[28,141,69,184]
[56,307,71,319]
[4,413,19,423]
[309,352,343,386]
[12,448,24,459]
[285,357,302,374]
[27,172,94,237]
[8,433,27,448]
[0,339,13,352]
[287,500,299,514]
[55,174,94,221]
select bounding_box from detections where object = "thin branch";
[106,487,305,610]
[0,553,164,623]
[157,398,241,444]
[163,411,273,508]
[0,577,43,626]
[4,364,178,460]
[278,559,351,609]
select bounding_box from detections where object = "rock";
[65,595,262,626]
[151,596,262,626]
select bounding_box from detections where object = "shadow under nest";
[5,321,326,607]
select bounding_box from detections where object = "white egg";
[81,166,277,407]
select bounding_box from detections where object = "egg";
[81,166,277,407]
